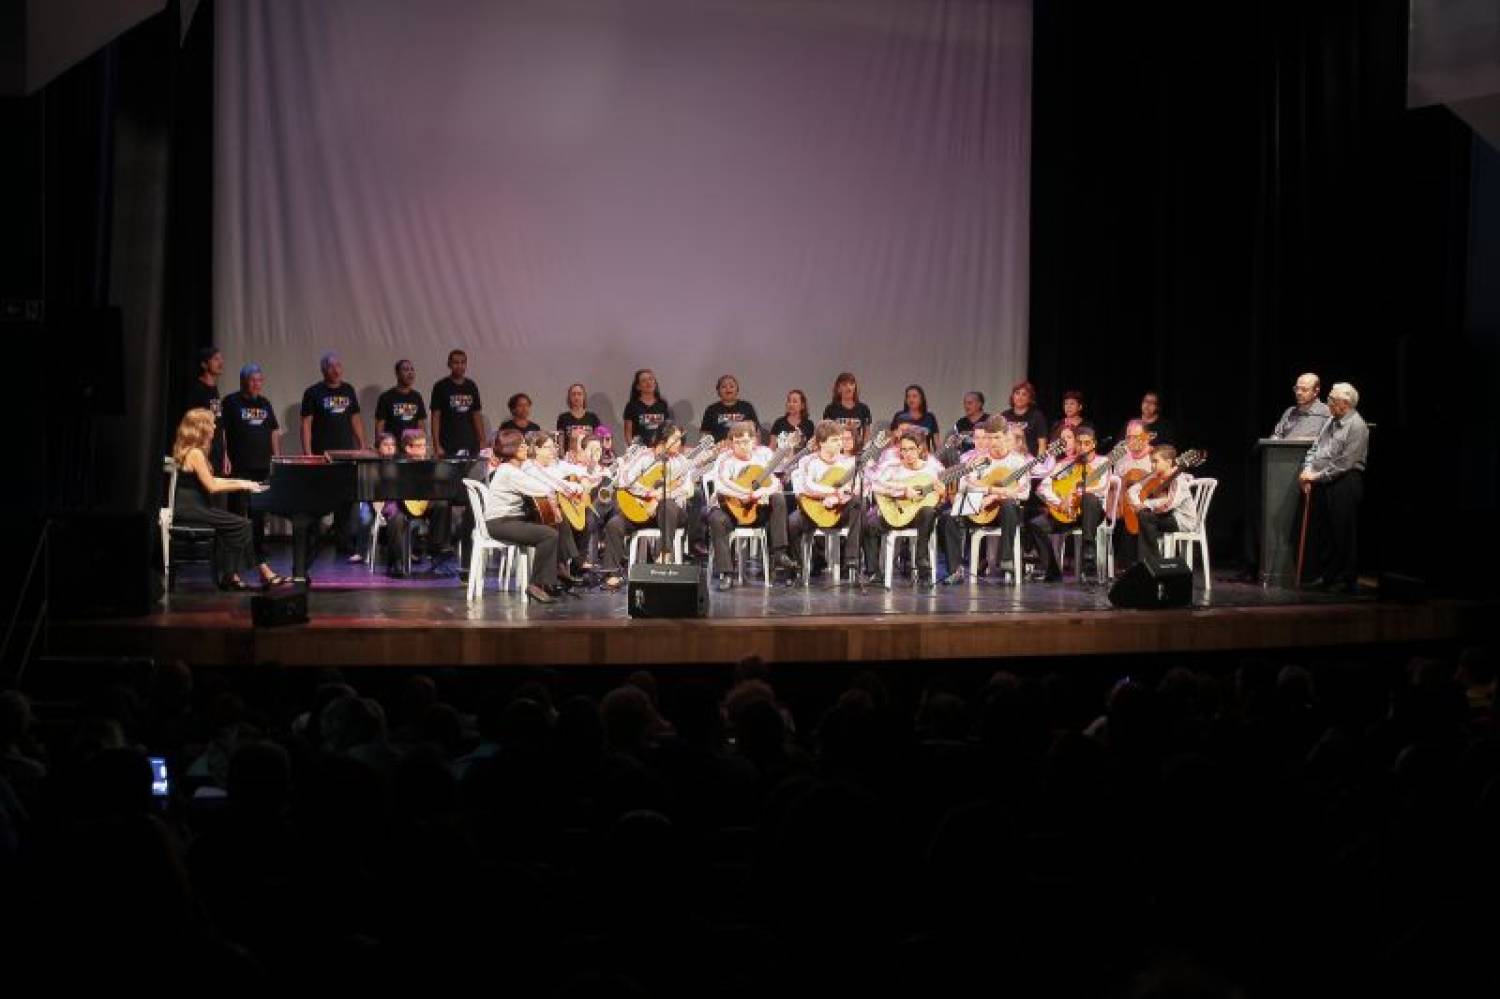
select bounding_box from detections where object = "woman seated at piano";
[485,428,584,603]
[171,408,272,591]
[601,423,694,590]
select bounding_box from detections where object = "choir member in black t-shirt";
[1136,390,1177,448]
[556,383,602,438]
[500,393,542,435]
[221,362,287,587]
[822,372,873,450]
[375,359,428,441]
[622,368,671,445]
[770,389,815,445]
[300,352,366,560]
[1050,389,1086,440]
[1001,379,1049,457]
[699,374,761,443]
[184,346,227,473]
[952,391,989,438]
[890,384,941,449]
[430,349,485,457]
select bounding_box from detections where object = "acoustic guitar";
[1127,449,1207,516]
[965,438,1066,526]
[1047,442,1127,525]
[797,429,889,529]
[718,433,807,526]
[615,437,716,525]
[875,458,990,528]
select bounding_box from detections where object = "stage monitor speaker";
[1107,556,1193,609]
[251,589,308,627]
[48,510,158,618]
[627,563,707,618]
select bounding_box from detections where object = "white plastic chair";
[160,457,215,590]
[801,526,849,586]
[462,480,529,601]
[703,474,771,587]
[1161,477,1218,592]
[967,522,1024,586]
[882,529,939,588]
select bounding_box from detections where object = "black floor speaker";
[1107,556,1193,608]
[251,589,309,627]
[627,563,707,618]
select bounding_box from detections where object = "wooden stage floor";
[52,552,1484,669]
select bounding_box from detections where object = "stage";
[51,552,1483,670]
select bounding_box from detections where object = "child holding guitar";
[1028,426,1112,582]
[789,420,872,583]
[706,421,801,590]
[1127,445,1203,564]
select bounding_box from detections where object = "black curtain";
[0,0,213,520]
[1030,0,1482,588]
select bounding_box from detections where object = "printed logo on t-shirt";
[392,402,419,421]
[238,406,269,427]
[638,413,665,431]
[716,410,748,429]
[323,394,353,415]
[209,398,222,417]
[447,394,474,414]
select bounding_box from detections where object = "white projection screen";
[215,0,1031,449]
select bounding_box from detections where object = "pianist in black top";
[172,408,269,591]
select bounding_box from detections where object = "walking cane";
[1294,482,1312,589]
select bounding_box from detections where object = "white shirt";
[712,446,781,499]
[960,451,1033,509]
[874,456,945,497]
[1127,472,1200,532]
[797,454,857,498]
[619,447,694,503]
[486,462,552,519]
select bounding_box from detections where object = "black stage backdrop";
[1029,0,1495,588]
[3,0,1496,591]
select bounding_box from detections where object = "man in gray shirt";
[1299,382,1368,592]
[1273,373,1332,439]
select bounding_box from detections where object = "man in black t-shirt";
[699,374,761,443]
[375,359,428,441]
[430,349,485,457]
[300,352,366,560]
[222,362,285,584]
[184,346,227,473]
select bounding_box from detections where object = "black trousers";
[1136,509,1182,562]
[561,508,603,566]
[1028,494,1103,576]
[863,504,938,572]
[484,517,559,588]
[603,501,685,570]
[384,500,451,566]
[707,493,789,572]
[175,502,252,580]
[1302,470,1362,586]
[788,499,864,570]
[228,468,271,566]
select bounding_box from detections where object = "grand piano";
[252,453,487,578]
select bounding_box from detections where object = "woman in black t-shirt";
[770,389,815,444]
[1000,378,1049,456]
[622,368,671,445]
[500,392,543,436]
[822,371,873,449]
[556,382,601,438]
[890,384,941,448]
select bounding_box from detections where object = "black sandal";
[219,575,251,592]
[261,573,290,589]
